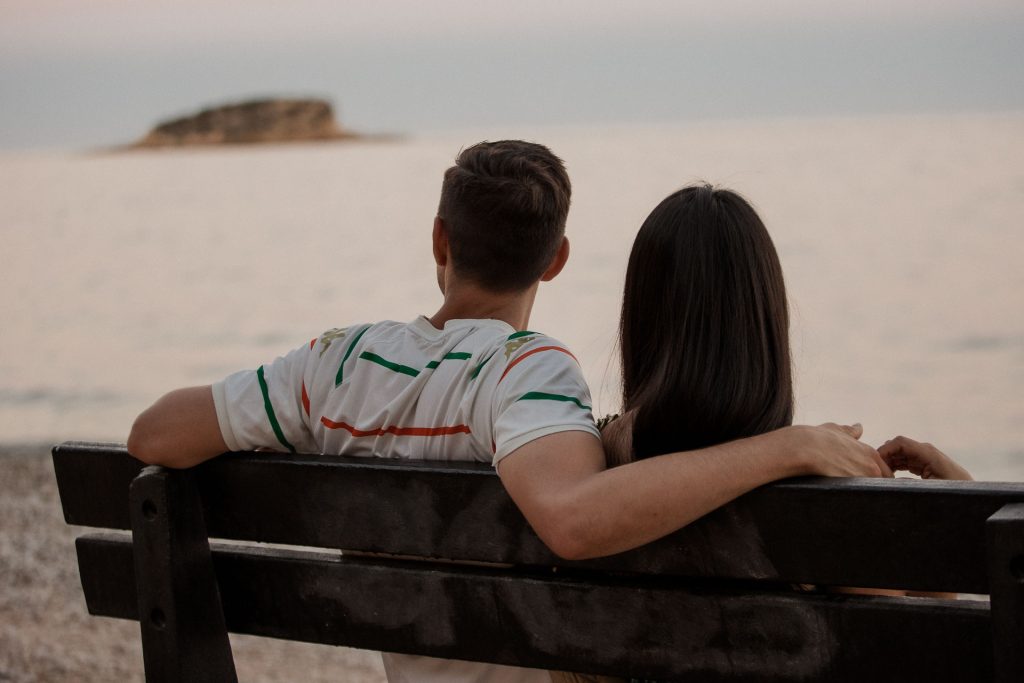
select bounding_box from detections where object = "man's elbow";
[127,412,171,466]
[531,510,603,562]
[127,407,199,468]
[126,386,226,468]
[543,533,592,562]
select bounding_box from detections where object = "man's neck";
[428,281,539,331]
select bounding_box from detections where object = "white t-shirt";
[212,316,600,683]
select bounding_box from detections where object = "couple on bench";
[128,140,970,683]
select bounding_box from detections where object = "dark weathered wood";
[129,467,237,683]
[53,442,143,529]
[53,442,1024,592]
[58,441,1023,681]
[77,533,138,618]
[986,503,1024,683]
[76,533,992,683]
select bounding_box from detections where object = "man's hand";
[878,436,972,480]
[796,423,893,478]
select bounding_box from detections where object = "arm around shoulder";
[497,423,886,561]
[127,385,228,468]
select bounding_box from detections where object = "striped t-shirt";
[214,316,600,683]
[213,315,600,467]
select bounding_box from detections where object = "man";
[129,140,886,682]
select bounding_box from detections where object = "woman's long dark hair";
[620,184,793,460]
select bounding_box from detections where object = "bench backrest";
[53,441,1024,682]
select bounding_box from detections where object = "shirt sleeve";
[490,337,601,466]
[211,339,319,454]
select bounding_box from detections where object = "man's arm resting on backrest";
[128,385,227,468]
[128,386,887,563]
[497,425,887,561]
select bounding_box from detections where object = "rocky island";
[133,98,359,148]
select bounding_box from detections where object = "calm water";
[1,114,1022,480]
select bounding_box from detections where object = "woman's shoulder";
[598,411,635,467]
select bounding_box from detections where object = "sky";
[1,0,1023,150]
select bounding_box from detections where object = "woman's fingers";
[878,436,973,480]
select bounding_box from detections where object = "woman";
[551,183,969,683]
[608,183,970,480]
[613,183,792,462]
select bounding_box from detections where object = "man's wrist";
[773,425,815,478]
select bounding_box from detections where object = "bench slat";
[54,442,1024,592]
[76,533,993,683]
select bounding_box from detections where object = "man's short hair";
[438,140,571,292]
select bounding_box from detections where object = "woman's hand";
[878,436,973,481]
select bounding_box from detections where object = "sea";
[1,113,1022,481]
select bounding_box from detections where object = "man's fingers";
[822,422,864,440]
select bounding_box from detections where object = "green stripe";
[359,351,420,377]
[517,391,591,412]
[507,330,537,340]
[256,365,296,453]
[425,351,473,369]
[470,349,499,379]
[335,325,371,386]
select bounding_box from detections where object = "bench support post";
[130,465,237,683]
[987,503,1024,683]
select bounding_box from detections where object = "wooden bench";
[53,441,1024,682]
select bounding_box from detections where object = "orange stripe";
[499,345,579,383]
[301,381,311,417]
[320,416,471,437]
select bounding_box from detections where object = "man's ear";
[540,236,570,282]
[432,216,448,266]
